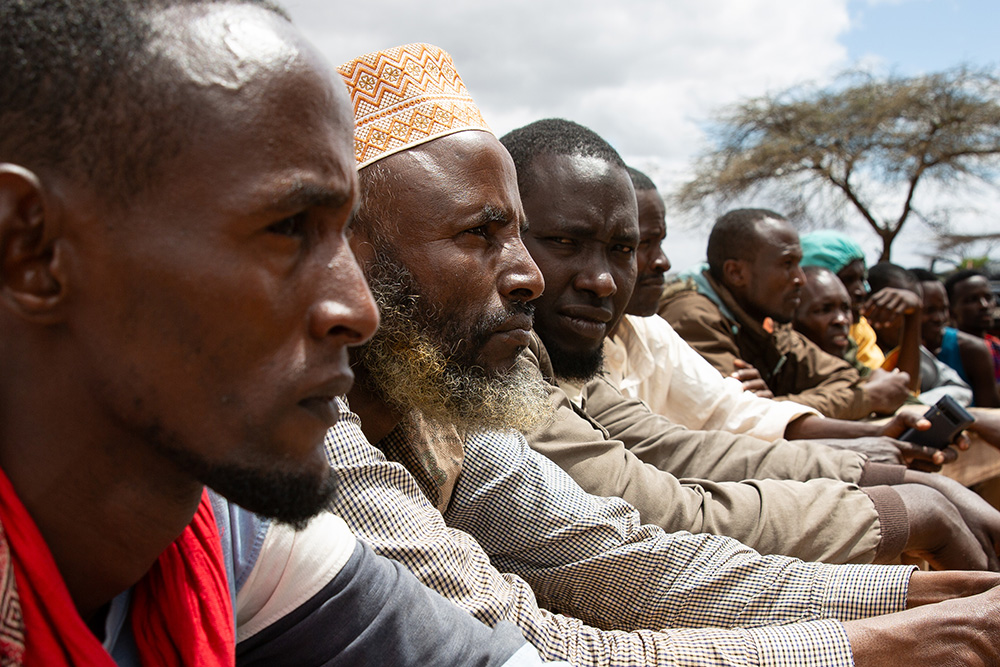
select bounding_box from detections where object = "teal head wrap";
[799,230,870,292]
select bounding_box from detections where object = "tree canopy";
[675,66,1000,261]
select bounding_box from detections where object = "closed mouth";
[298,395,341,427]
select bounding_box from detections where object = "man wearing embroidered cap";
[326,42,1000,667]
[0,4,556,663]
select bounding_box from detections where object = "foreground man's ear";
[0,164,67,323]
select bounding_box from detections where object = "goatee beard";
[545,340,605,382]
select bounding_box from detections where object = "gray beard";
[355,253,553,435]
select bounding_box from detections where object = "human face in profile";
[69,5,378,525]
[352,131,544,377]
[625,188,671,317]
[737,218,805,324]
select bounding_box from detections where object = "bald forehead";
[803,268,848,299]
[150,5,298,89]
[148,5,350,127]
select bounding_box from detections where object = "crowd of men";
[4,0,1000,665]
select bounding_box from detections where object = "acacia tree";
[676,66,1000,261]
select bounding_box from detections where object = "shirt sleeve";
[627,314,819,442]
[772,330,873,421]
[232,510,533,666]
[325,403,914,666]
[453,427,913,630]
[581,373,866,484]
[532,366,884,563]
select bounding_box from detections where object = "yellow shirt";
[850,317,885,370]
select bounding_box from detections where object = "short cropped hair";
[0,0,288,206]
[626,166,656,192]
[944,269,988,301]
[499,118,625,199]
[909,268,940,283]
[868,262,919,294]
[706,208,787,282]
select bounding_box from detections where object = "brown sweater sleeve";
[863,486,909,563]
[771,329,874,421]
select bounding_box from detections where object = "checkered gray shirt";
[326,400,914,666]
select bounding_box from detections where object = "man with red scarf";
[0,1,557,665]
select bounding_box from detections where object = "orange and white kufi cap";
[338,43,492,169]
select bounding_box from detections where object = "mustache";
[442,299,534,362]
[475,300,534,333]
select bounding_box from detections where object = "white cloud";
[290,0,968,271]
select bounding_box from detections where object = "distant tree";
[675,66,1000,261]
[923,230,1000,271]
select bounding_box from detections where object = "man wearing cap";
[660,209,909,419]
[328,41,1000,667]
[0,4,559,664]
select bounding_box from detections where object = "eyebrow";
[616,227,640,245]
[478,204,511,225]
[478,204,531,235]
[544,219,639,245]
[270,180,354,213]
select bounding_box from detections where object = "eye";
[461,223,490,238]
[267,212,309,238]
[612,244,635,255]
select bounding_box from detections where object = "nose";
[309,246,380,344]
[653,247,671,274]
[573,261,617,298]
[792,264,806,285]
[833,309,849,326]
[498,236,544,303]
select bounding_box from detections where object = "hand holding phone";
[899,395,975,450]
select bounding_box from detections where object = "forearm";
[584,376,866,483]
[846,579,1000,666]
[777,384,872,420]
[784,414,883,440]
[895,313,922,393]
[905,570,1000,608]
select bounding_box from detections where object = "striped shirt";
[326,399,915,666]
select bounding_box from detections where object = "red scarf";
[0,467,234,666]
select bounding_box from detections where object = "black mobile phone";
[898,394,975,449]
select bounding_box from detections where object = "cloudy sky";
[285,0,1000,272]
